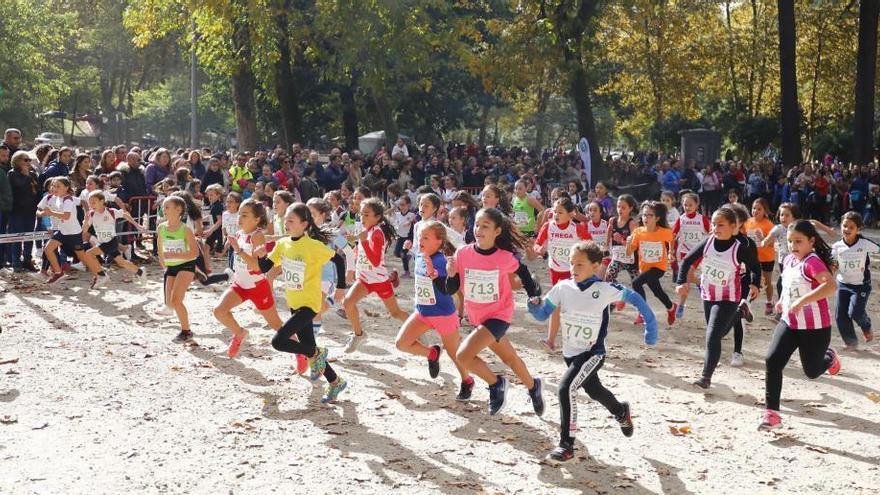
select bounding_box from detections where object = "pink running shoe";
[667,304,678,325]
[227,331,248,358]
[758,409,782,430]
[634,314,644,326]
[614,301,625,312]
[296,353,309,375]
[389,270,400,288]
[827,348,841,376]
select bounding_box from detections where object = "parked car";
[34,132,64,147]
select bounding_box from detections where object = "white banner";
[578,137,591,188]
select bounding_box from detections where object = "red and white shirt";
[673,212,710,257]
[535,220,591,272]
[356,225,389,284]
[232,229,267,289]
[780,253,831,330]
[586,219,608,252]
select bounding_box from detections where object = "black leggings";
[331,252,346,289]
[732,274,750,354]
[558,352,623,445]
[701,300,739,379]
[272,307,337,383]
[764,322,832,411]
[632,268,673,310]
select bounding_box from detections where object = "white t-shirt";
[392,210,417,238]
[89,208,120,244]
[831,237,879,286]
[79,189,116,205]
[51,195,82,235]
[545,279,625,358]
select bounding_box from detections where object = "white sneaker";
[155,305,175,317]
[138,268,148,286]
[71,262,85,271]
[730,352,744,367]
[344,331,367,353]
[92,273,111,289]
[224,267,234,278]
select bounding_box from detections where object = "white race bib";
[591,233,607,249]
[561,311,601,349]
[163,239,185,254]
[223,218,238,235]
[282,259,306,290]
[415,275,436,305]
[640,241,663,263]
[514,211,529,227]
[550,239,577,266]
[96,229,115,244]
[464,268,499,303]
[837,250,866,276]
[233,254,249,273]
[356,251,373,272]
[611,245,634,264]
[701,256,734,287]
[681,230,704,244]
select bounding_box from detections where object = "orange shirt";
[744,217,775,262]
[630,226,674,273]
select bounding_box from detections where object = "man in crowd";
[1,129,22,156]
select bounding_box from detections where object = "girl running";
[403,193,442,257]
[661,191,680,230]
[390,195,417,278]
[255,203,347,403]
[81,190,147,286]
[744,198,776,316]
[626,200,678,325]
[676,207,761,389]
[447,206,474,249]
[306,197,349,334]
[512,179,544,237]
[480,184,513,215]
[760,203,799,321]
[830,212,877,348]
[671,192,710,319]
[585,201,609,280]
[447,207,545,416]
[213,199,286,359]
[605,195,640,293]
[759,220,840,430]
[528,241,657,462]
[534,197,592,285]
[395,221,474,398]
[156,196,200,343]
[342,198,408,353]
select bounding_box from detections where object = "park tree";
[777,0,802,167]
[854,0,880,165]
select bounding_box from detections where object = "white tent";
[358,130,411,155]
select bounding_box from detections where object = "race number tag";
[96,229,115,244]
[356,251,373,272]
[550,239,576,266]
[163,239,185,254]
[681,230,704,244]
[837,250,866,276]
[514,211,529,227]
[560,311,601,349]
[233,253,249,273]
[591,233,607,249]
[223,217,238,235]
[414,275,436,305]
[701,256,734,286]
[282,259,306,290]
[640,241,663,263]
[464,269,499,303]
[611,245,634,264]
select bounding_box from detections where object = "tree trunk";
[807,22,826,158]
[340,81,359,152]
[724,1,742,115]
[231,9,259,152]
[777,0,802,167]
[478,102,491,148]
[534,85,549,151]
[372,91,398,153]
[274,0,303,148]
[854,0,880,165]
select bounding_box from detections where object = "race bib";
[681,230,704,244]
[356,251,373,272]
[414,275,436,305]
[282,259,306,290]
[701,256,734,287]
[747,229,762,242]
[464,268,499,303]
[223,218,238,235]
[591,233,607,249]
[640,241,663,263]
[560,311,601,349]
[96,229,115,244]
[514,211,529,227]
[233,253,249,273]
[611,245,634,264]
[550,239,576,266]
[837,250,866,276]
[163,239,185,254]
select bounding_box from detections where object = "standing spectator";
[1,128,22,156]
[7,151,40,271]
[320,154,347,191]
[0,147,11,268]
[746,166,768,206]
[299,166,322,203]
[202,157,225,190]
[188,150,206,180]
[0,145,10,177]
[98,150,117,174]
[40,146,73,186]
[228,153,252,192]
[69,154,92,195]
[392,137,409,159]
[144,148,172,191]
[113,144,128,167]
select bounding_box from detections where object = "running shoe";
[91,273,110,289]
[336,308,348,320]
[614,301,625,312]
[70,262,85,271]
[547,440,575,462]
[309,347,329,381]
[738,299,753,323]
[764,302,774,317]
[227,331,248,358]
[155,305,175,317]
[692,376,711,389]
[539,338,556,353]
[296,354,308,375]
[343,331,367,353]
[827,348,841,375]
[46,271,64,284]
[172,330,194,343]
[427,345,441,378]
[321,378,348,403]
[528,377,545,416]
[616,401,634,437]
[667,304,678,325]
[634,314,645,326]
[456,378,474,401]
[675,304,684,320]
[138,268,148,286]
[389,270,400,288]
[864,330,874,343]
[730,352,744,367]
[488,375,508,415]
[758,409,782,430]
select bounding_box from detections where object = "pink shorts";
[415,313,460,337]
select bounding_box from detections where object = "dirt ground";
[1,250,879,494]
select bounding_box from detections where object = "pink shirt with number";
[780,253,831,330]
[454,244,520,325]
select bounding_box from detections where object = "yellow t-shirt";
[269,236,334,312]
[630,226,674,273]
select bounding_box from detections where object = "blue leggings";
[835,283,872,346]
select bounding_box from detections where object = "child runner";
[447,207,545,416]
[661,191,680,232]
[676,207,761,389]
[343,198,408,352]
[306,198,349,336]
[528,241,657,462]
[480,184,513,215]
[830,212,877,348]
[157,196,200,343]
[759,220,840,430]
[81,190,147,286]
[394,220,474,398]
[447,206,474,249]
[255,203,347,403]
[626,200,678,325]
[744,198,776,316]
[605,195,640,297]
[512,179,544,237]
[390,195,417,278]
[671,192,710,319]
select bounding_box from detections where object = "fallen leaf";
[383,390,400,400]
[500,416,522,425]
[866,392,880,403]
[806,445,828,454]
[0,357,19,365]
[0,415,17,424]
[31,422,49,430]
[668,425,692,436]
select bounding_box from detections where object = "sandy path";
[1,256,879,494]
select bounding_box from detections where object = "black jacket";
[8,169,40,215]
